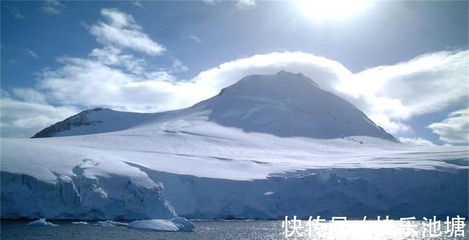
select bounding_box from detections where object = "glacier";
[1,71,468,220]
[2,127,467,220]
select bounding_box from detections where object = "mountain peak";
[198,71,398,142]
[31,108,151,138]
[217,71,321,101]
[275,70,320,88]
[32,108,106,138]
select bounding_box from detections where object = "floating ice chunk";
[264,191,275,196]
[129,219,179,232]
[95,220,128,227]
[128,217,195,232]
[27,218,57,226]
[171,217,196,231]
[71,221,89,225]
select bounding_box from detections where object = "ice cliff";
[1,151,176,219]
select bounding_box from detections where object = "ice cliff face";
[1,156,176,220]
[148,168,468,219]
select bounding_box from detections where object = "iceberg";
[95,220,128,227]
[128,217,195,232]
[27,218,57,226]
[71,221,89,225]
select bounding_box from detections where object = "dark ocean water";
[1,220,468,240]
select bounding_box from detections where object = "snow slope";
[2,71,468,220]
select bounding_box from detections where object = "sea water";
[1,220,468,240]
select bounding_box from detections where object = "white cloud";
[0,89,11,98]
[28,50,468,137]
[29,52,340,115]
[0,92,78,138]
[171,59,189,73]
[192,51,351,95]
[10,7,26,19]
[428,108,469,144]
[100,8,139,30]
[367,114,410,134]
[133,1,144,8]
[188,35,202,43]
[398,137,435,146]
[37,56,198,112]
[41,0,65,15]
[334,50,468,133]
[185,51,410,133]
[350,51,468,118]
[202,0,255,9]
[192,50,468,135]
[90,8,165,56]
[235,0,256,10]
[37,53,336,114]
[202,0,218,5]
[11,88,48,104]
[22,49,38,58]
[14,12,26,19]
[21,8,191,114]
[89,46,145,75]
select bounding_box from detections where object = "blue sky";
[1,0,468,145]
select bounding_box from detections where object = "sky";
[1,0,468,146]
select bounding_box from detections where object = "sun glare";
[297,0,372,22]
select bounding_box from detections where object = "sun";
[296,0,372,22]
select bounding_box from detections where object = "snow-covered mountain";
[2,71,467,220]
[32,71,397,142]
[31,108,153,138]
